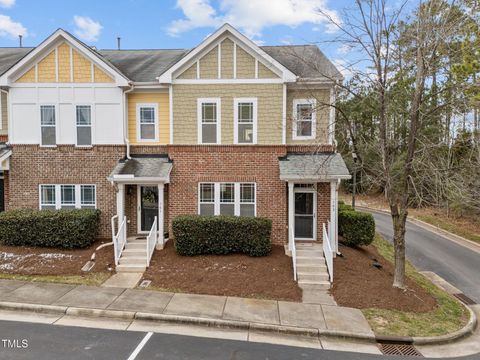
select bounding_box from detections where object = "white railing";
[112,215,127,266]
[323,221,334,282]
[291,227,297,281]
[146,216,158,267]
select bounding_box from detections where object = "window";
[198,98,220,144]
[137,104,158,142]
[234,98,257,144]
[40,105,56,146]
[293,99,316,140]
[76,105,92,146]
[198,182,256,217]
[199,183,215,215]
[39,185,96,210]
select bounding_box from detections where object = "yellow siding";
[258,62,279,79]
[128,92,170,145]
[37,50,56,82]
[15,67,36,83]
[220,38,234,79]
[236,46,255,78]
[94,65,114,83]
[199,46,218,79]
[73,50,92,82]
[177,63,197,79]
[57,43,71,82]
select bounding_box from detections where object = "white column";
[157,183,165,249]
[330,181,338,255]
[288,181,294,252]
[116,183,125,227]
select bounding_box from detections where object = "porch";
[108,155,172,272]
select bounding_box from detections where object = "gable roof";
[0,26,341,84]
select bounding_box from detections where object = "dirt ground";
[331,243,437,312]
[142,241,302,302]
[0,240,114,276]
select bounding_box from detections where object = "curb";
[0,300,475,344]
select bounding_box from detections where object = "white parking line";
[127,331,153,360]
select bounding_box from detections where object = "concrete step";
[296,244,323,250]
[296,249,324,257]
[122,249,145,257]
[297,273,330,282]
[125,242,146,250]
[116,264,147,273]
[296,264,327,273]
[118,256,147,265]
[298,280,331,289]
[296,258,326,266]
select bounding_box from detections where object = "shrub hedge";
[172,215,272,256]
[338,207,375,247]
[0,209,101,248]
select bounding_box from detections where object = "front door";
[294,191,316,240]
[139,186,158,233]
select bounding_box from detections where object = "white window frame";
[39,184,97,210]
[75,104,93,147]
[198,182,256,217]
[39,104,58,147]
[234,98,257,144]
[136,103,159,142]
[292,98,316,141]
[197,98,221,144]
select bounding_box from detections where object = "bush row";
[172,215,272,256]
[0,209,101,248]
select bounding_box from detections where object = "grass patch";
[362,234,469,337]
[414,214,480,244]
[0,272,111,286]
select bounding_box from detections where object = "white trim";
[35,64,38,82]
[233,97,257,144]
[293,184,317,241]
[233,42,237,79]
[169,85,173,144]
[173,78,284,85]
[157,24,297,83]
[282,84,287,144]
[198,182,256,217]
[136,103,159,142]
[280,175,351,181]
[91,62,95,83]
[292,98,316,141]
[39,184,97,210]
[217,43,221,79]
[197,98,221,144]
[75,104,94,147]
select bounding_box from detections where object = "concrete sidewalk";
[0,279,373,338]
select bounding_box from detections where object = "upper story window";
[40,184,96,210]
[198,98,221,144]
[199,182,256,217]
[234,98,257,144]
[76,105,92,146]
[40,105,56,146]
[293,99,316,140]
[137,103,158,142]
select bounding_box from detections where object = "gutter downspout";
[123,84,135,159]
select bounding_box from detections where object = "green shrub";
[173,215,272,256]
[338,210,375,247]
[0,209,101,248]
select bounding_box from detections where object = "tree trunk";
[392,208,407,288]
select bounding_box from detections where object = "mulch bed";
[142,241,302,302]
[331,243,437,312]
[0,240,114,276]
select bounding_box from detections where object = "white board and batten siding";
[9,85,124,145]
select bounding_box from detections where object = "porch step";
[116,264,147,273]
[297,273,329,282]
[122,249,145,257]
[296,258,325,266]
[296,264,327,273]
[297,280,330,289]
[296,249,324,257]
[118,256,147,265]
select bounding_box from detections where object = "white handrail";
[291,227,297,281]
[323,222,334,282]
[112,215,127,266]
[146,217,157,267]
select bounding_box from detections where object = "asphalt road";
[368,210,480,303]
[1,320,479,360]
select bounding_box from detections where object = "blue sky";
[0,0,356,74]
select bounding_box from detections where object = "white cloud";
[168,0,340,40]
[73,15,102,42]
[0,14,27,38]
[0,0,15,8]
[337,44,351,55]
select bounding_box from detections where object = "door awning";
[279,153,351,182]
[108,155,172,184]
[0,144,12,171]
